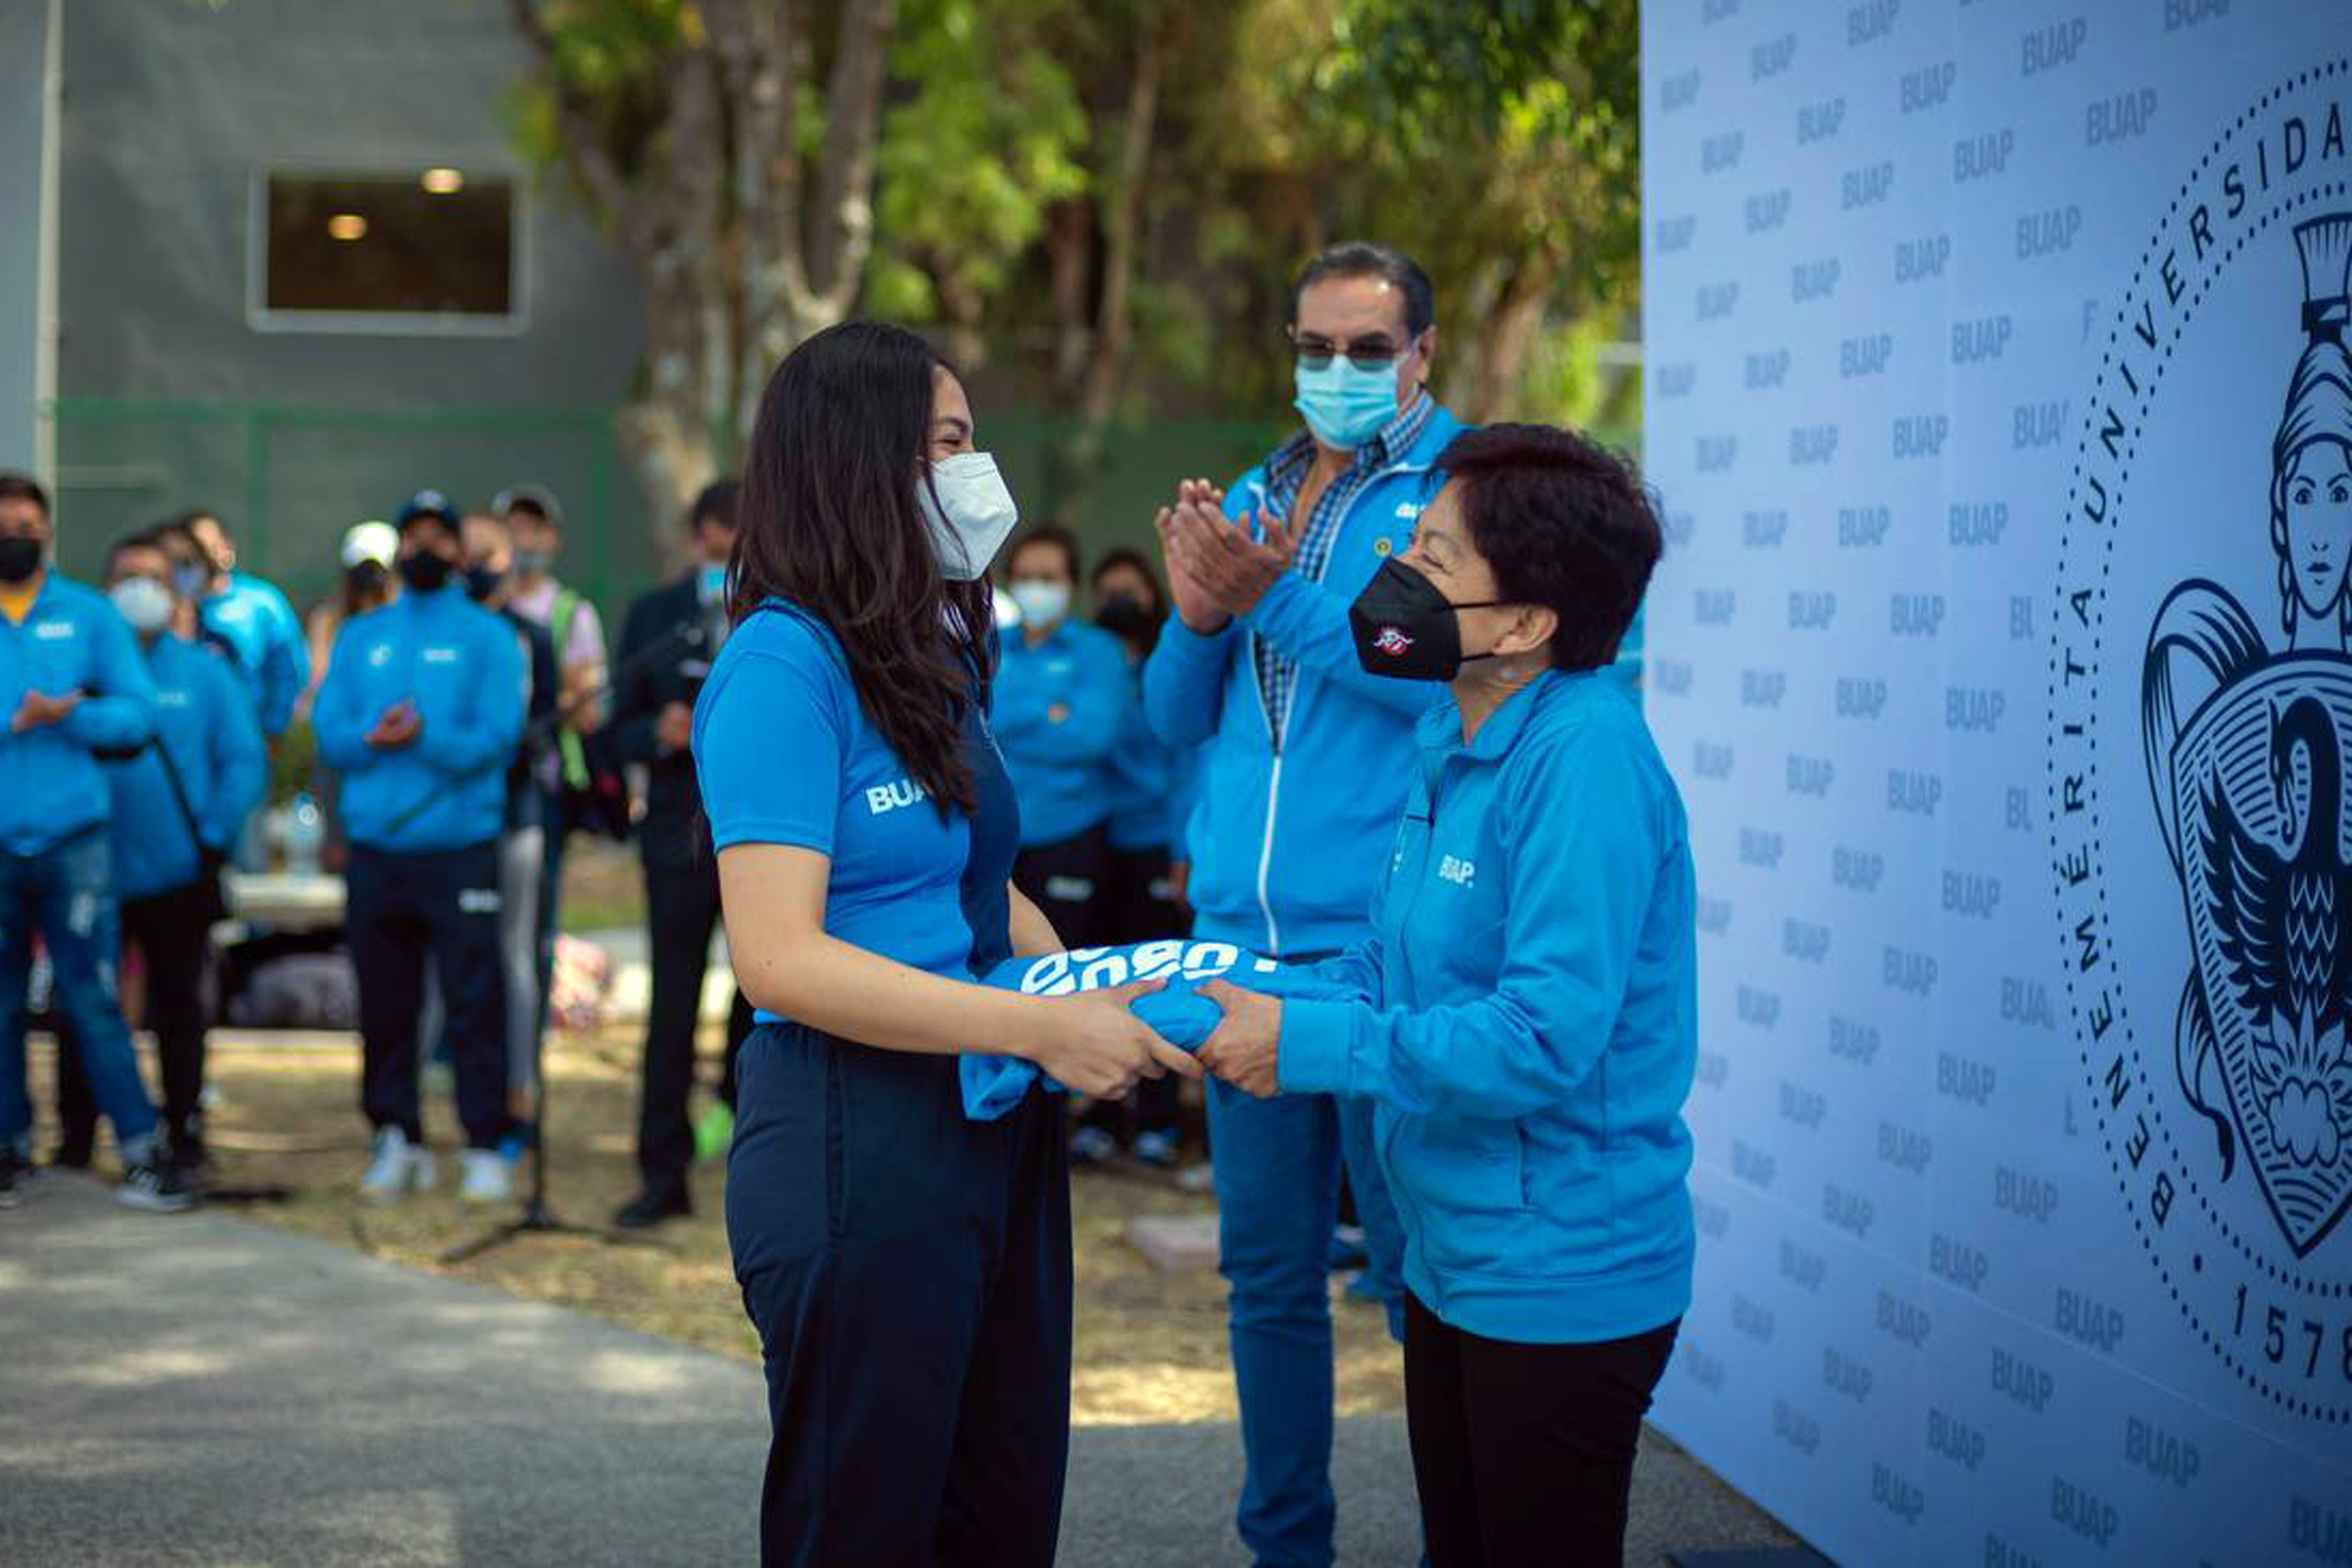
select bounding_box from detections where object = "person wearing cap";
[52,529,266,1175]
[301,520,398,721]
[443,509,561,1136]
[301,521,400,870]
[605,478,755,1228]
[179,508,309,739]
[0,472,194,1213]
[312,490,527,1203]
[495,483,607,1063]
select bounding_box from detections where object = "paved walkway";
[1,1175,1794,1566]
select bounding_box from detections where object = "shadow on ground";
[2,1123,1795,1565]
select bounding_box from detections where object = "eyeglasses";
[1290,331,1416,373]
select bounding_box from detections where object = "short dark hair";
[1292,242,1435,338]
[107,528,163,574]
[1435,424,1662,672]
[691,477,740,532]
[1009,525,1081,583]
[1091,546,1165,610]
[0,471,51,519]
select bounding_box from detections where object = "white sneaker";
[359,1128,435,1205]
[458,1148,513,1205]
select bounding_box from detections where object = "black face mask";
[399,551,454,593]
[464,564,507,603]
[1348,557,1502,682]
[1094,597,1157,641]
[0,535,42,584]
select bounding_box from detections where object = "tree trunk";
[1077,36,1162,425]
[513,0,904,541]
[1459,255,1555,422]
[1045,30,1166,524]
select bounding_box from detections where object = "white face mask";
[917,452,1020,581]
[1009,580,1071,628]
[110,576,174,635]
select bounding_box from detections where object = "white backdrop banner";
[1641,2,2352,1561]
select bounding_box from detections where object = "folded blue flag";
[960,939,1351,1120]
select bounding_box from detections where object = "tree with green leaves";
[507,0,901,520]
[509,0,1641,535]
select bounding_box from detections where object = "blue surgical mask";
[698,562,727,606]
[1294,358,1401,449]
[171,562,208,599]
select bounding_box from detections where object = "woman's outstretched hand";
[1196,980,1284,1098]
[1027,977,1203,1099]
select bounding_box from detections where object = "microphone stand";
[401,613,714,1264]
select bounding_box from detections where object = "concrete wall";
[51,0,646,600]
[0,0,50,478]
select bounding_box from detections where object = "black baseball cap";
[395,489,460,533]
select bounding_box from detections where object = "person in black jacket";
[606,479,755,1228]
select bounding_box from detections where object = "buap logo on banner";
[2055,65,2352,1424]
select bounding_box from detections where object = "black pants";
[56,878,216,1153]
[729,1022,1072,1566]
[1403,1292,1679,1568]
[347,842,509,1150]
[636,856,755,1202]
[1011,824,1110,950]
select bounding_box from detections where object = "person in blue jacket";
[313,490,526,1207]
[0,472,193,1213]
[181,508,309,740]
[1082,546,1194,1167]
[1144,240,1454,1567]
[1196,424,1693,1568]
[991,525,1129,946]
[52,530,264,1174]
[695,322,1197,1565]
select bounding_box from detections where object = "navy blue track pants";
[728,1020,1073,1566]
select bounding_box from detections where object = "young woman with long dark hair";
[693,321,1199,1564]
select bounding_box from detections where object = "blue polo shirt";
[107,633,266,901]
[694,599,996,1007]
[989,618,1127,846]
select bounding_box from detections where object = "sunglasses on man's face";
[1290,330,1416,373]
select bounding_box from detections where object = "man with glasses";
[1144,242,1463,1568]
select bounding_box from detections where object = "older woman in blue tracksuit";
[1197,423,1693,1568]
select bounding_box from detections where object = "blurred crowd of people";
[0,471,745,1220]
[0,462,1203,1222]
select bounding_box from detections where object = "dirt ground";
[26,1029,1406,1427]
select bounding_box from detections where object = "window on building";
[253,169,522,331]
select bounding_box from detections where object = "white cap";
[341,520,399,570]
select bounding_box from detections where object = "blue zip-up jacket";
[1278,670,1698,1344]
[1163,739,1201,860]
[201,570,309,737]
[0,574,156,857]
[312,584,528,854]
[990,617,1128,847]
[1142,404,1465,956]
[108,633,266,901]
